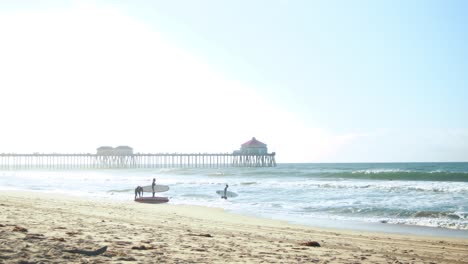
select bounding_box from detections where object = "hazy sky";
[1,0,467,162]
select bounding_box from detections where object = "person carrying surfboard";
[216,185,237,199]
[222,184,229,199]
[152,178,156,197]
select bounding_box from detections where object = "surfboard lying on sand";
[216,190,238,198]
[134,197,169,204]
[141,185,169,193]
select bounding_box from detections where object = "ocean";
[1,163,468,237]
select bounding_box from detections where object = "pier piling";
[0,153,276,170]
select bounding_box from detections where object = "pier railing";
[0,153,276,169]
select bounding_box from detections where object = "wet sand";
[1,191,467,263]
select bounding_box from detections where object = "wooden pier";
[0,153,276,170]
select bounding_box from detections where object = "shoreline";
[237,209,468,240]
[8,186,468,239]
[1,191,468,263]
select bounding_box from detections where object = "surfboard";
[134,197,169,204]
[141,185,169,193]
[216,190,238,198]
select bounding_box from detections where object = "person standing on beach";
[152,178,156,197]
[222,184,229,199]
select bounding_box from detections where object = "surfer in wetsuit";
[222,184,229,199]
[152,178,156,197]
[134,186,143,199]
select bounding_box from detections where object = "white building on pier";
[96,146,133,155]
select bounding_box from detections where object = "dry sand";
[1,191,467,264]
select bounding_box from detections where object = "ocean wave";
[352,169,411,174]
[299,207,468,230]
[180,193,214,198]
[240,182,258,185]
[107,189,133,193]
[376,217,468,230]
[238,168,468,182]
[206,172,235,177]
[271,180,468,194]
[324,171,468,182]
[324,183,468,193]
[412,211,466,220]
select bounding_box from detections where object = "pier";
[0,138,277,170]
[0,153,276,170]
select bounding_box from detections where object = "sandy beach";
[0,191,467,263]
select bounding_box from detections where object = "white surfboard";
[141,185,169,193]
[216,190,238,198]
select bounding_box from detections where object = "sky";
[0,0,467,162]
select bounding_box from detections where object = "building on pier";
[97,146,114,155]
[96,146,133,155]
[114,146,133,155]
[239,137,268,154]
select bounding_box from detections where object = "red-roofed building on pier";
[240,137,268,154]
[231,137,276,167]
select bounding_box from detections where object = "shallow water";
[1,163,468,237]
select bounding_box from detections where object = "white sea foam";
[352,168,411,174]
[1,163,468,233]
